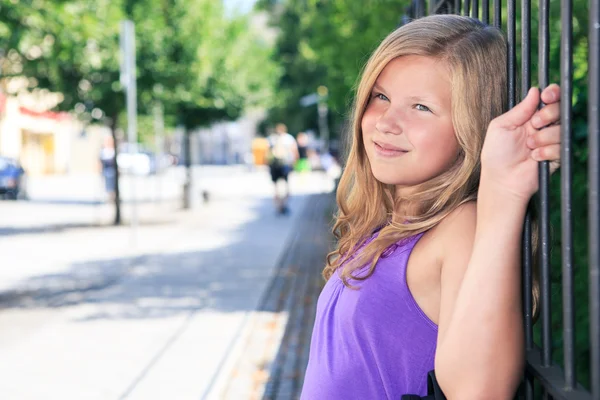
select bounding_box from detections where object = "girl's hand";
[480,84,561,202]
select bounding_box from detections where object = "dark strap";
[401,370,447,400]
[427,370,447,399]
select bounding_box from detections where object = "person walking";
[267,123,299,215]
[99,134,116,202]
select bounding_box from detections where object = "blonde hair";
[325,15,539,313]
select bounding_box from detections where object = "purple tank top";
[301,232,438,399]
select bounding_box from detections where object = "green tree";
[1,0,128,222]
[1,0,280,218]
[260,0,593,390]
[257,0,408,146]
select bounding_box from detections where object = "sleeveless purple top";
[301,232,438,399]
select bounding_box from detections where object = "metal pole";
[521,0,535,379]
[538,0,552,370]
[482,0,489,23]
[507,0,516,109]
[120,20,138,246]
[589,0,600,394]
[560,0,576,389]
[521,0,534,356]
[416,0,425,18]
[455,0,462,14]
[494,0,501,28]
[317,86,329,153]
[153,102,164,205]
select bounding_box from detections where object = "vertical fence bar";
[519,1,534,397]
[494,0,501,28]
[416,0,424,18]
[538,0,552,372]
[589,0,600,395]
[472,0,479,18]
[482,0,489,23]
[524,370,534,400]
[508,0,516,109]
[561,0,576,390]
[522,0,533,354]
[455,0,462,15]
[523,211,534,349]
[464,0,471,16]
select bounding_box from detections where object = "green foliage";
[263,0,593,391]
[518,0,592,390]
[534,138,590,390]
[0,0,280,137]
[258,0,409,136]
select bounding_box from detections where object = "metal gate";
[402,0,598,398]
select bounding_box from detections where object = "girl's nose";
[375,108,403,135]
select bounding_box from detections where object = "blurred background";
[0,0,593,398]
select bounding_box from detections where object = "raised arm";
[434,85,561,399]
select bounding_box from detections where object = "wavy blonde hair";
[324,15,543,311]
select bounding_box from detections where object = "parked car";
[117,144,155,176]
[0,156,26,200]
[117,144,174,176]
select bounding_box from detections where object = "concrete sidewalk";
[0,167,335,399]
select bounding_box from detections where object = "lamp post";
[300,86,329,153]
[317,85,329,153]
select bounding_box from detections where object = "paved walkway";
[210,193,335,400]
[0,166,335,399]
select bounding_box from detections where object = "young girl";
[301,15,561,399]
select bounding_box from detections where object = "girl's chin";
[372,173,409,186]
[371,170,423,189]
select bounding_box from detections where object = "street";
[0,166,335,399]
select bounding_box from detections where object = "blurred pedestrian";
[294,132,311,173]
[267,123,299,215]
[99,135,116,202]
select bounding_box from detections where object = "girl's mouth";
[374,141,408,157]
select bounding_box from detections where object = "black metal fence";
[402,0,598,399]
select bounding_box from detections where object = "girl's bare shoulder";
[419,201,478,265]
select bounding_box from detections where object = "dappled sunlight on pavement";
[0,166,335,399]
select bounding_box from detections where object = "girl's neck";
[393,185,419,223]
[392,201,419,224]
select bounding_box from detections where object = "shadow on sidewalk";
[0,218,176,238]
[0,194,334,321]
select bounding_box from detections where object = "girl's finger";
[550,159,561,175]
[530,103,560,130]
[540,83,561,104]
[532,144,561,162]
[496,87,540,128]
[527,125,561,149]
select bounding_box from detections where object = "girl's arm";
[434,85,561,399]
[434,189,527,399]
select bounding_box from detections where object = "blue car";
[0,156,25,200]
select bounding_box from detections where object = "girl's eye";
[373,93,389,101]
[415,104,432,112]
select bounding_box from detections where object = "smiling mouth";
[374,141,408,157]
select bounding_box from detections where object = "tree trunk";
[110,114,122,225]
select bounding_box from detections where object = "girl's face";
[361,55,460,196]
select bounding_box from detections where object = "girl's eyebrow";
[408,95,444,108]
[372,84,444,104]
[372,83,386,93]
